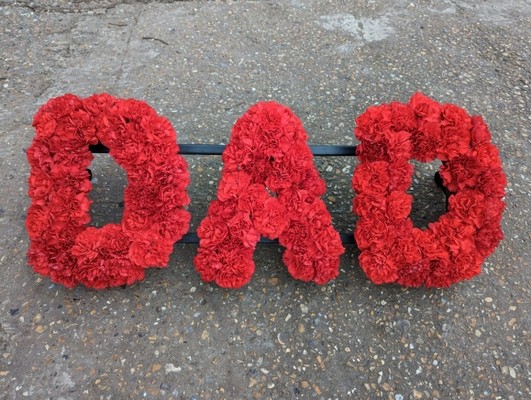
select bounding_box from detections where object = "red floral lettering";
[194,102,344,288]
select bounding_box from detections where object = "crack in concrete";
[112,7,142,90]
[0,0,191,14]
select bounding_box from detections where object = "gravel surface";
[0,0,529,399]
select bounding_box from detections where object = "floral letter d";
[26,94,191,289]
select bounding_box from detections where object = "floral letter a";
[194,102,344,288]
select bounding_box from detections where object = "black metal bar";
[178,232,355,245]
[89,143,110,153]
[339,233,355,245]
[90,143,357,157]
[309,145,357,156]
[178,144,223,155]
[434,171,453,210]
[89,141,358,245]
[179,233,200,243]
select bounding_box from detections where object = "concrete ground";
[0,0,529,399]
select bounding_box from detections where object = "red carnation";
[353,194,387,219]
[384,129,412,161]
[355,104,393,142]
[26,140,54,173]
[424,259,459,288]
[197,216,230,248]
[313,225,344,258]
[283,250,316,282]
[27,242,53,276]
[438,104,472,160]
[297,168,327,197]
[278,187,315,220]
[386,191,413,221]
[453,251,482,281]
[197,238,255,289]
[483,197,506,225]
[412,229,448,260]
[358,250,398,284]
[352,161,390,195]
[26,205,55,240]
[265,167,294,191]
[312,256,341,285]
[355,219,392,250]
[411,120,441,162]
[49,252,78,288]
[473,143,502,168]
[439,155,483,192]
[253,197,289,239]
[217,171,252,201]
[448,190,486,228]
[128,237,173,267]
[408,92,441,121]
[227,212,261,248]
[396,259,430,287]
[237,183,270,213]
[388,161,413,192]
[302,199,333,234]
[32,111,58,140]
[476,168,507,198]
[207,199,240,221]
[278,221,310,253]
[470,116,492,146]
[474,224,504,258]
[356,140,389,163]
[390,101,418,132]
[430,215,476,257]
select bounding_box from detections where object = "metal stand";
[89,143,450,245]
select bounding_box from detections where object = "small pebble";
[268,277,279,285]
[165,364,181,373]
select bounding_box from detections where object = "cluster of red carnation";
[27,93,507,290]
[194,102,344,288]
[26,94,190,289]
[353,92,506,287]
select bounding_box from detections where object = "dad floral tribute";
[352,93,506,287]
[26,92,506,290]
[26,94,191,289]
[194,101,345,288]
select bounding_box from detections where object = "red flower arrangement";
[194,101,345,288]
[26,94,191,289]
[353,92,506,287]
